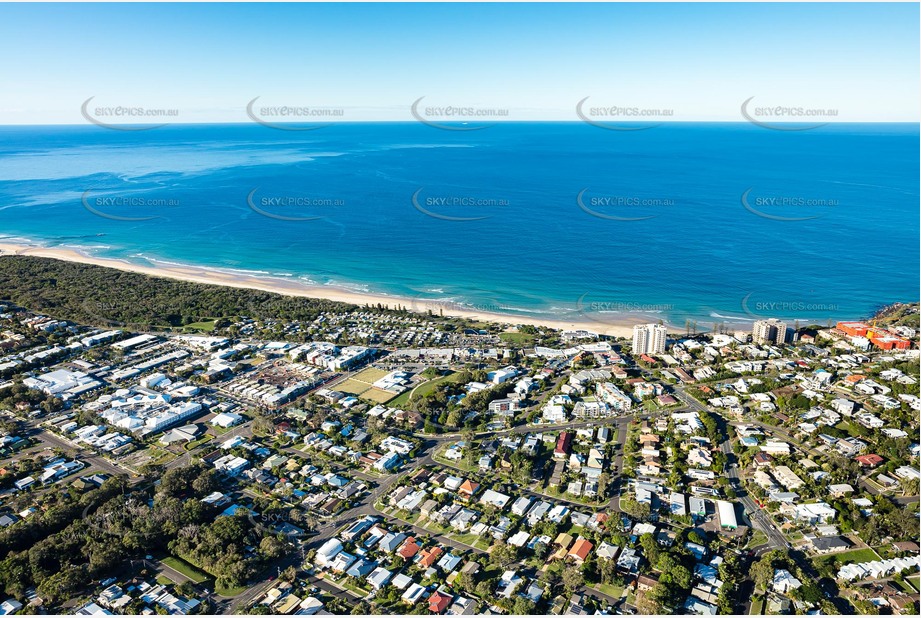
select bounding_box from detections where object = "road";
[720,438,787,552]
[726,418,823,460]
[609,418,630,512]
[672,385,789,552]
[231,416,639,611]
[147,558,195,586]
[26,423,129,479]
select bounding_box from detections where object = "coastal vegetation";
[870,301,920,328]
[0,255,541,339]
[0,463,278,602]
[0,255,357,329]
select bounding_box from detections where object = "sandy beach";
[0,241,649,338]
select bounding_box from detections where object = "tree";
[489,540,518,568]
[252,414,275,437]
[350,601,371,615]
[281,565,297,583]
[457,571,476,592]
[638,533,660,566]
[794,582,823,604]
[619,497,651,520]
[599,556,618,585]
[446,409,463,428]
[597,472,611,497]
[259,536,286,560]
[539,562,562,587]
[512,597,536,615]
[36,564,87,604]
[192,471,220,495]
[751,551,783,592]
[176,581,197,598]
[562,565,583,595]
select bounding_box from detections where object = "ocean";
[0,122,917,330]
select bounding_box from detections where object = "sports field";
[336,367,400,403]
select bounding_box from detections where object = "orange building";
[867,329,911,350]
[418,546,444,568]
[458,479,480,499]
[568,538,594,564]
[836,321,870,337]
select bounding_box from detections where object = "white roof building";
[210,412,243,428]
[772,569,802,594]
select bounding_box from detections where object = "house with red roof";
[568,537,594,564]
[398,537,420,559]
[418,546,444,568]
[554,432,573,459]
[428,589,453,614]
[855,454,884,468]
[457,479,480,500]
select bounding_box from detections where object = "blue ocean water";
[0,122,917,330]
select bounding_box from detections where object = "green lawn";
[749,597,765,615]
[184,436,212,451]
[388,371,465,408]
[893,577,916,593]
[147,448,178,465]
[813,547,880,570]
[450,532,483,547]
[332,576,371,597]
[386,389,415,409]
[565,523,584,536]
[433,451,479,474]
[183,320,217,332]
[402,511,420,524]
[209,424,237,435]
[499,332,535,346]
[746,530,768,549]
[215,583,248,597]
[904,574,920,592]
[595,583,625,598]
[155,575,174,586]
[161,557,209,584]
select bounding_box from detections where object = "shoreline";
[0,241,651,338]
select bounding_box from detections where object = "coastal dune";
[0,241,641,338]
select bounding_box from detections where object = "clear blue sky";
[1,2,918,123]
